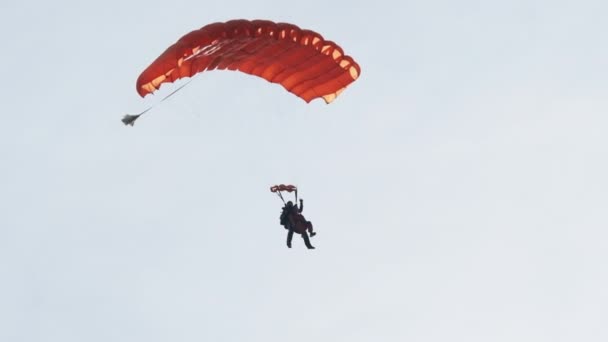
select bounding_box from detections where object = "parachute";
[123,19,361,126]
[138,19,360,103]
[270,184,297,193]
[270,184,298,203]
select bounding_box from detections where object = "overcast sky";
[1,0,607,341]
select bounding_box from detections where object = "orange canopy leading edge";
[136,19,361,104]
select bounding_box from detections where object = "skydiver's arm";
[299,199,304,213]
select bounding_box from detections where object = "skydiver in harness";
[280,199,316,249]
[271,184,316,250]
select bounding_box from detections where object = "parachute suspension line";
[122,79,194,126]
[277,192,286,205]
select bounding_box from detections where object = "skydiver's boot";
[302,232,315,249]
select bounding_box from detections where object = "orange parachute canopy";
[270,184,297,193]
[136,19,360,103]
[271,184,298,204]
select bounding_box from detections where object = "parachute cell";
[136,19,360,103]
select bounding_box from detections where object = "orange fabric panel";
[136,19,360,103]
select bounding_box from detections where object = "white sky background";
[1,0,607,341]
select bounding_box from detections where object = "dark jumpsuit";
[282,200,315,249]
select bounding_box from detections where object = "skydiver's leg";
[301,232,315,249]
[286,229,294,248]
[307,221,316,237]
